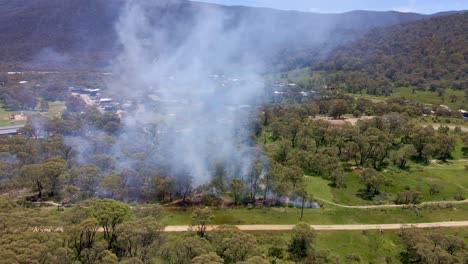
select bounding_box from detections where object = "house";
[80,88,101,96]
[99,98,120,111]
[99,98,113,105]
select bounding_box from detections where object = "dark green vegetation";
[315,13,468,96]
[0,2,467,264]
[271,12,468,111]
[1,198,467,264]
[0,93,466,264]
[0,13,466,264]
[0,0,456,70]
[256,100,467,205]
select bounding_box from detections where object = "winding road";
[37,197,468,210]
[312,197,468,209]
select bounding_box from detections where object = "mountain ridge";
[310,11,468,97]
[0,0,463,70]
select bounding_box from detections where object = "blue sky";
[194,0,467,14]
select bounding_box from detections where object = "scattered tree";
[358,169,386,199]
[191,208,214,238]
[288,223,316,261]
[89,199,132,250]
[229,178,246,205]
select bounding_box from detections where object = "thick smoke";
[109,0,265,185]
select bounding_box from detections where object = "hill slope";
[312,12,468,96]
[0,0,441,69]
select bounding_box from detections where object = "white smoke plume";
[109,0,265,185]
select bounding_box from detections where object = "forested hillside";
[314,12,468,96]
[0,0,443,69]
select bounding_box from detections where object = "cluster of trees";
[0,102,274,205]
[0,198,321,264]
[313,13,468,97]
[400,228,467,264]
[2,93,466,205]
[0,83,67,111]
[267,13,467,102]
[0,198,162,263]
[257,103,467,201]
[266,87,464,119]
[1,197,466,263]
[0,104,122,200]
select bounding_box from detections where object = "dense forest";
[1,198,466,264]
[0,105,465,261]
[257,100,467,202]
[0,0,450,70]
[312,12,468,96]
[0,1,467,264]
[0,91,466,207]
[3,98,463,264]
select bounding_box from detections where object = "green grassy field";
[160,203,468,226]
[393,87,467,109]
[251,227,468,264]
[11,204,468,264]
[0,103,26,126]
[306,173,372,206]
[155,228,467,264]
[0,101,65,127]
[34,200,468,264]
[268,67,467,109]
[350,87,467,109]
[305,176,334,202]
[305,159,468,206]
[315,230,403,263]
[251,230,403,263]
[43,101,66,119]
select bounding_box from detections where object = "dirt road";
[165,221,468,232]
[35,197,468,210]
[312,197,468,209]
[28,221,468,233]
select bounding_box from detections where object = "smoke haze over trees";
[0,0,456,70]
[0,1,467,263]
[107,0,267,187]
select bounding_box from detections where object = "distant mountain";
[0,0,458,69]
[0,0,123,68]
[313,12,468,96]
